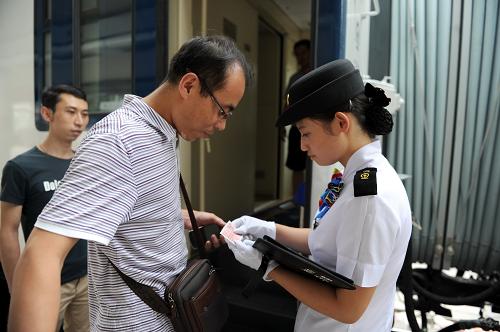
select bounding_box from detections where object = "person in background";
[227,59,412,331]
[8,35,252,332]
[284,39,311,196]
[0,84,90,332]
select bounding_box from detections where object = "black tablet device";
[253,235,355,290]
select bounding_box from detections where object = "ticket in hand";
[220,221,242,243]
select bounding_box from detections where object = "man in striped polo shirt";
[9,36,252,332]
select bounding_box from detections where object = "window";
[79,0,133,115]
[34,0,167,130]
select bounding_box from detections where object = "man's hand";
[183,210,226,251]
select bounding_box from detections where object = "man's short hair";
[294,39,311,51]
[165,35,253,96]
[42,84,87,112]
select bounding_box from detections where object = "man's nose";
[74,113,84,126]
[215,118,226,131]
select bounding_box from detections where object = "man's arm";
[182,209,225,230]
[0,201,23,291]
[8,228,77,332]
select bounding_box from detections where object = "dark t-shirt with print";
[0,147,87,284]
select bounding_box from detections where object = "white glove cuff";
[266,222,277,240]
[263,260,279,282]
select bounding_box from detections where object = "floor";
[393,293,500,331]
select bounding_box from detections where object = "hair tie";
[364,83,391,107]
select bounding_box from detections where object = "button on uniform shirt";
[36,95,186,332]
[295,140,412,332]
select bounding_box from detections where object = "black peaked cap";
[276,59,364,126]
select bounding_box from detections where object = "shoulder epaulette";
[354,167,377,197]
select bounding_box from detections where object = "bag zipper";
[167,292,176,317]
[166,260,207,317]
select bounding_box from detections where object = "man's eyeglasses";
[197,75,232,120]
[207,91,232,120]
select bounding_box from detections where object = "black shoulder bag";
[110,175,228,332]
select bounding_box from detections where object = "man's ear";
[178,72,199,99]
[40,106,53,123]
[333,112,350,133]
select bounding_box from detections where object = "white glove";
[263,260,279,282]
[226,239,263,270]
[232,215,276,240]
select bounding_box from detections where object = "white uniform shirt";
[295,140,412,332]
[36,95,186,331]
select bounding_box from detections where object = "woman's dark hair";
[41,84,87,112]
[165,35,253,96]
[310,83,393,138]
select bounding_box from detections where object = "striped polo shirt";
[36,94,187,331]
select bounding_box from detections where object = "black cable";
[398,240,500,331]
[398,236,422,332]
[412,276,500,305]
[437,317,500,332]
[420,310,428,330]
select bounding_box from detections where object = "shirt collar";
[122,94,177,141]
[343,140,381,183]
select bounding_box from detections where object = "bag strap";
[179,174,207,258]
[109,260,171,316]
[108,173,204,315]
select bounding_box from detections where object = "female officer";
[226,59,412,331]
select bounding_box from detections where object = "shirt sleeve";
[35,133,138,245]
[334,197,400,287]
[0,160,27,205]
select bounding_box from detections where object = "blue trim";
[306,0,347,226]
[315,0,346,66]
[51,0,74,84]
[134,0,157,97]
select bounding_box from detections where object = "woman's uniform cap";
[276,59,364,126]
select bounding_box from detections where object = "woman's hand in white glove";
[226,239,263,270]
[232,215,276,240]
[226,239,280,280]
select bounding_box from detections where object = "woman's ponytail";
[363,83,393,136]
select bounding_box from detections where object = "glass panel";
[80,0,132,114]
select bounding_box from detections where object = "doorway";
[254,19,283,208]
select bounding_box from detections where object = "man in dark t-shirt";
[0,267,9,332]
[284,39,311,197]
[0,85,89,332]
